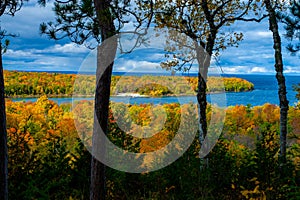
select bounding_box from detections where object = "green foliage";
[137,83,172,96]
[279,0,300,54]
[294,83,300,101]
[40,0,101,47]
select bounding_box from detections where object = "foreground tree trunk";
[264,0,289,165]
[0,43,8,200]
[195,25,216,162]
[90,0,116,199]
[196,43,209,157]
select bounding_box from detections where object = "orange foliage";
[6,95,78,156]
[140,130,171,152]
[224,105,254,135]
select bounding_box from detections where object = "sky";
[0,1,299,75]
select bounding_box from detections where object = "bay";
[11,74,299,107]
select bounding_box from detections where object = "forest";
[3,70,254,97]
[5,96,300,199]
[1,0,300,199]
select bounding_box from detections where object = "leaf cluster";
[279,0,300,54]
[154,0,267,73]
[0,0,28,16]
[40,0,154,49]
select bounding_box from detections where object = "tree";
[40,0,152,199]
[263,0,289,165]
[0,29,8,200]
[154,0,266,161]
[0,1,28,199]
[281,0,300,54]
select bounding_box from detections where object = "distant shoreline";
[6,69,300,76]
[6,89,254,99]
[4,70,255,98]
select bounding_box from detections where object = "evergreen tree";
[40,0,152,199]
[281,0,300,54]
[0,1,28,199]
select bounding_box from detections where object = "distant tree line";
[3,70,254,97]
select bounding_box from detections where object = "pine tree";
[40,1,152,199]
[0,1,28,199]
[281,0,300,54]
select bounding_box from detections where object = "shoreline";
[7,93,297,107]
[6,89,254,99]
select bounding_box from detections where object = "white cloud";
[4,43,89,65]
[260,53,273,59]
[5,43,89,55]
[284,66,300,74]
[3,44,87,71]
[1,2,55,38]
[250,67,269,73]
[222,66,249,74]
[221,66,275,74]
[146,53,166,61]
[256,31,273,38]
[5,49,33,57]
[114,59,164,72]
[49,44,90,54]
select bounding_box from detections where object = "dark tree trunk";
[264,0,289,164]
[196,32,215,160]
[196,44,208,154]
[90,0,116,199]
[0,43,8,200]
[90,61,113,200]
[197,75,207,148]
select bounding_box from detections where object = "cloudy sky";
[1,1,299,75]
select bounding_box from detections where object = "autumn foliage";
[3,70,254,97]
[5,96,300,199]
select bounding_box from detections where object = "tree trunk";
[0,43,8,200]
[90,0,116,199]
[90,61,113,200]
[196,44,208,156]
[264,0,289,165]
[196,34,215,160]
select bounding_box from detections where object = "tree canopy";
[0,1,29,199]
[280,0,300,54]
[40,0,154,48]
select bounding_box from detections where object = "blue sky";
[1,1,299,75]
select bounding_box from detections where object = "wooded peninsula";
[3,70,254,97]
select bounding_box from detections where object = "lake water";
[11,74,300,107]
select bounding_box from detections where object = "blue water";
[222,74,299,106]
[11,74,300,107]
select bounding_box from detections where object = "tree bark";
[264,0,289,165]
[0,42,8,200]
[90,0,116,199]
[196,1,218,160]
[196,27,216,160]
[196,43,208,154]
